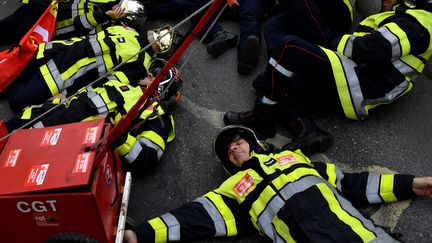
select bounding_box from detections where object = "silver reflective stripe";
[63,61,100,90]
[363,80,410,107]
[79,14,93,30]
[160,213,181,241]
[269,58,294,77]
[194,197,227,237]
[88,36,107,75]
[257,194,285,239]
[138,137,163,160]
[45,42,53,51]
[88,93,108,114]
[343,35,356,58]
[71,0,79,18]
[335,166,345,190]
[393,59,417,76]
[55,26,75,36]
[327,180,397,242]
[336,53,367,119]
[46,59,63,91]
[378,26,401,61]
[366,173,382,204]
[124,141,143,163]
[33,121,45,128]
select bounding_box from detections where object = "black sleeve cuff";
[394,174,416,200]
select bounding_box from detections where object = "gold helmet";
[147,25,175,53]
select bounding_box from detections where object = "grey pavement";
[1,1,432,243]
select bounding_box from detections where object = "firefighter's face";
[382,0,399,11]
[227,139,251,167]
[138,73,155,88]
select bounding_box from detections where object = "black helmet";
[148,58,184,102]
[213,125,268,176]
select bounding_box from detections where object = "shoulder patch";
[278,154,297,166]
[232,173,254,197]
[119,85,130,91]
[264,158,277,166]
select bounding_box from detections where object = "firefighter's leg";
[9,73,52,113]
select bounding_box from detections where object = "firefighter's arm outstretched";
[312,162,432,207]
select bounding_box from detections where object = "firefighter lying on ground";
[8,21,177,113]
[0,61,183,175]
[122,125,432,243]
[0,0,146,46]
[224,0,432,156]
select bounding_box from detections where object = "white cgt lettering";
[16,200,57,213]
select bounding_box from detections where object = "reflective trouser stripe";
[377,25,402,60]
[342,0,354,21]
[337,34,356,57]
[117,134,135,156]
[148,217,167,243]
[41,61,60,95]
[194,197,227,237]
[380,174,398,202]
[317,184,376,242]
[269,57,294,77]
[322,48,364,120]
[160,213,181,241]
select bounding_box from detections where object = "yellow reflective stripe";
[272,167,321,190]
[148,217,168,243]
[99,39,114,70]
[141,130,165,150]
[62,57,96,80]
[385,22,410,57]
[40,64,59,95]
[352,32,369,37]
[273,215,296,243]
[36,43,46,59]
[87,12,98,26]
[113,71,130,84]
[99,90,117,111]
[167,115,175,142]
[20,107,32,120]
[379,174,398,202]
[144,52,152,69]
[363,81,413,112]
[401,55,425,72]
[56,19,74,29]
[337,34,351,55]
[206,192,238,236]
[316,183,376,242]
[322,48,358,120]
[342,0,353,21]
[326,163,337,188]
[117,133,136,156]
[250,186,276,226]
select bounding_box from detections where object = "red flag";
[0,1,58,93]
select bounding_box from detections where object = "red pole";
[102,0,238,149]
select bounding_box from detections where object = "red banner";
[0,1,58,93]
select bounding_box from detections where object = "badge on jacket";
[233,173,254,197]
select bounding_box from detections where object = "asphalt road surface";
[1,1,432,242]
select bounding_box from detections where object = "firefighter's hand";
[106,5,127,20]
[412,177,432,197]
[123,230,138,243]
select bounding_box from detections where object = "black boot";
[237,35,260,75]
[223,101,276,138]
[206,31,238,57]
[282,117,333,155]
